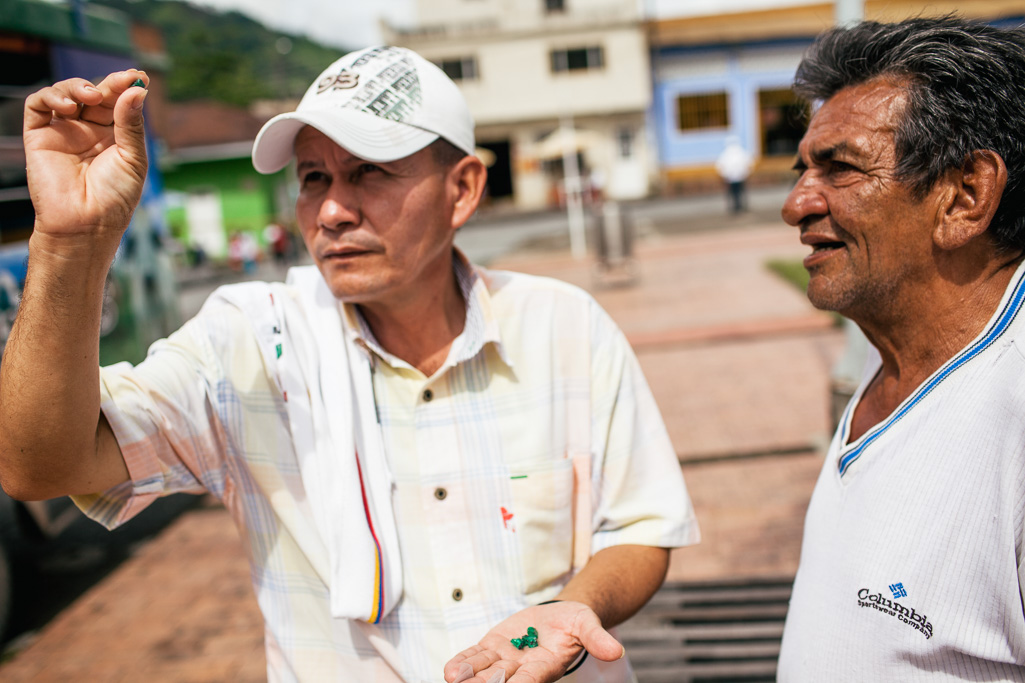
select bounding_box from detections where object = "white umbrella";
[474,147,497,168]
[535,127,605,160]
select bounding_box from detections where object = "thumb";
[112,85,149,178]
[575,610,625,662]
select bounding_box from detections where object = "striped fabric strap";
[355,448,385,623]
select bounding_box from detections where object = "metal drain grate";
[618,578,793,683]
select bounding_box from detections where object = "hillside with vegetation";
[94,0,350,106]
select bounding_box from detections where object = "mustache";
[317,236,382,254]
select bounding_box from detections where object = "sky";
[189,0,417,49]
[188,0,821,50]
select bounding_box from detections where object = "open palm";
[444,601,623,683]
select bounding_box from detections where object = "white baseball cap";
[252,45,475,173]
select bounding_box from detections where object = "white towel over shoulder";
[212,265,402,623]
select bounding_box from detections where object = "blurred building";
[384,0,655,210]
[158,100,291,261]
[649,0,1025,194]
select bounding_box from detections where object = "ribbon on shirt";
[212,266,403,623]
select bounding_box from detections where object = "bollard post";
[593,200,637,287]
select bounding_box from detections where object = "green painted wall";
[161,156,290,249]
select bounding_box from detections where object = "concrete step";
[619,578,793,683]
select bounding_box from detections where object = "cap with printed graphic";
[252,45,475,173]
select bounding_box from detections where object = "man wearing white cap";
[3,46,697,682]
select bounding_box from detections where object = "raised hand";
[443,600,624,683]
[23,70,149,250]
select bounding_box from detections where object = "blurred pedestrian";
[228,231,259,273]
[715,136,753,213]
[263,221,290,265]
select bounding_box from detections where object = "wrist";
[549,593,602,616]
[29,230,121,276]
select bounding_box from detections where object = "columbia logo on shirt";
[856,587,933,639]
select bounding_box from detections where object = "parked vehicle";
[0,495,85,641]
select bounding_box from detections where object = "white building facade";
[384,0,655,210]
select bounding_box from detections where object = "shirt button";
[423,388,433,402]
[434,487,447,501]
[452,588,463,601]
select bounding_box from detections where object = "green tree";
[93,0,348,106]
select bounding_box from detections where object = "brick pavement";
[490,223,843,464]
[0,500,265,681]
[0,221,841,679]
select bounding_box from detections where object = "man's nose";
[317,182,361,231]
[781,174,828,227]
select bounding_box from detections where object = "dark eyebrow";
[809,142,850,165]
[793,142,853,172]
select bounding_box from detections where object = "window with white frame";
[616,127,634,158]
[437,57,479,82]
[550,46,604,73]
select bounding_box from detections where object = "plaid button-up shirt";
[75,257,699,682]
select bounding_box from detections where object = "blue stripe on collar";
[838,268,1025,477]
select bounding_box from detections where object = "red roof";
[163,101,269,151]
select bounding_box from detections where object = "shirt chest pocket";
[507,458,575,594]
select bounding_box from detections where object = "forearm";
[554,544,670,628]
[0,231,126,499]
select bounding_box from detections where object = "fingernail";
[486,669,506,683]
[452,662,474,683]
[84,85,100,93]
[619,646,626,659]
[61,97,75,106]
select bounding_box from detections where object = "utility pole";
[560,115,587,260]
[835,0,864,25]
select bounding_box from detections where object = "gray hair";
[794,16,1025,251]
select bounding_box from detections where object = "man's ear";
[447,155,488,230]
[934,150,1007,251]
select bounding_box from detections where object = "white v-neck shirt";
[778,260,1025,681]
